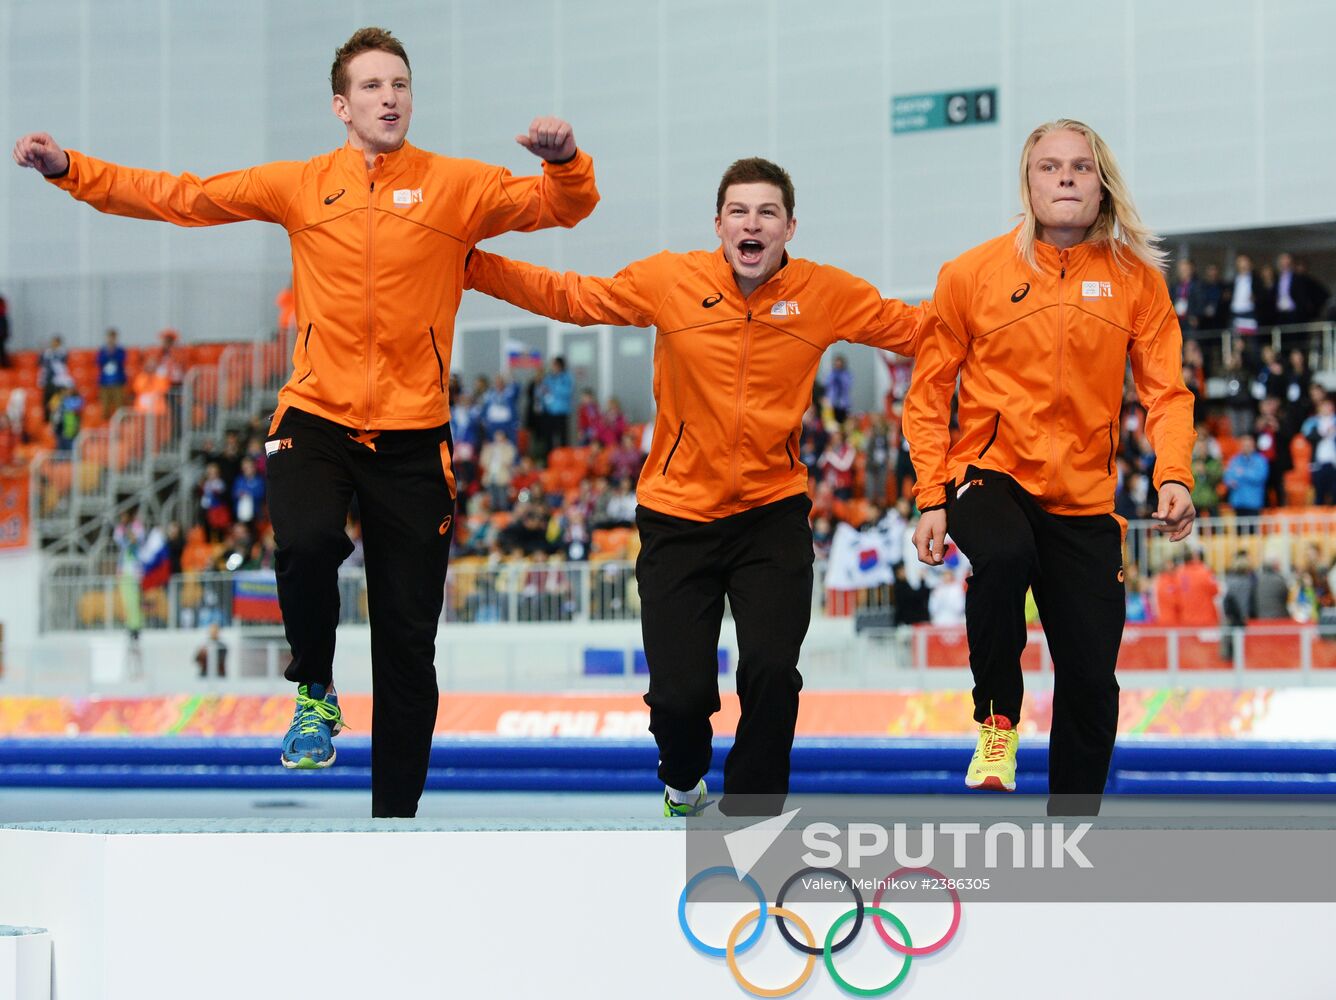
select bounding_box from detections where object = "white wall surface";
[2,1,1332,347]
[0,827,1331,1000]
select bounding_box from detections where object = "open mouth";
[737,239,765,265]
[380,113,400,124]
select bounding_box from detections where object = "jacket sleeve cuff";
[43,149,77,185]
[915,480,948,511]
[1155,476,1195,493]
[543,148,587,172]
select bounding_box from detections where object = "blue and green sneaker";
[280,683,344,770]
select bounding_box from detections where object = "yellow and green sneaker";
[965,714,1018,791]
[663,780,709,817]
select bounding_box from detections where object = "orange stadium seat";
[181,542,219,572]
[591,527,633,559]
[1284,470,1311,507]
[834,497,870,527]
[547,447,576,471]
[113,422,145,470]
[24,403,46,441]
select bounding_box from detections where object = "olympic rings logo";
[677,864,962,997]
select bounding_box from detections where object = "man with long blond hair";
[905,119,1196,815]
[14,27,600,817]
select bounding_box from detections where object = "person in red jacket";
[14,27,600,818]
[467,158,923,815]
[1176,550,1221,627]
[1153,556,1184,627]
[906,119,1196,815]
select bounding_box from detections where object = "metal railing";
[1124,510,1336,581]
[39,564,1336,683]
[29,328,292,562]
[43,561,645,632]
[897,621,1336,675]
[1194,320,1335,374]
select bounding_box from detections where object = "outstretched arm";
[514,116,578,163]
[826,266,928,357]
[469,117,599,240]
[13,132,69,176]
[14,131,292,226]
[465,249,658,329]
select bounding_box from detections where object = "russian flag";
[233,571,284,623]
[139,527,171,591]
[505,338,543,371]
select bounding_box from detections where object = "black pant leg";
[353,424,456,818]
[548,411,569,451]
[946,468,1038,724]
[1031,512,1125,808]
[719,495,814,815]
[266,410,355,688]
[635,505,727,793]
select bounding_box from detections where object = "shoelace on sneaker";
[293,693,341,737]
[980,700,1013,763]
[981,722,1012,762]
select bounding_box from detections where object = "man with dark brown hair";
[14,26,599,817]
[466,157,922,816]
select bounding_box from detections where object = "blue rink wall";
[1,737,1333,796]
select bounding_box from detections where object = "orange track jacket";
[49,143,599,430]
[904,230,1195,516]
[466,247,923,521]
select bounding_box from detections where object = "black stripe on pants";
[945,466,1125,804]
[266,408,455,818]
[635,493,814,816]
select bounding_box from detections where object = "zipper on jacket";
[978,411,1000,459]
[728,310,754,499]
[1050,250,1069,494]
[297,322,315,384]
[362,179,376,429]
[1106,419,1115,475]
[662,421,685,476]
[429,327,445,392]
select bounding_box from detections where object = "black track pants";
[266,407,456,818]
[945,466,1125,804]
[636,493,814,816]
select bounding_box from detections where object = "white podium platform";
[0,820,1330,1000]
